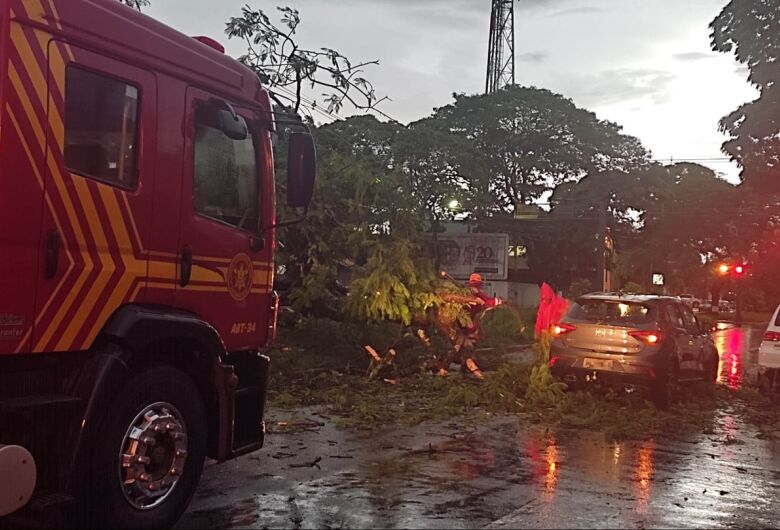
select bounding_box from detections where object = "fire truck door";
[174,87,271,351]
[32,42,156,353]
[0,20,47,353]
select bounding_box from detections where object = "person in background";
[444,273,501,379]
[465,273,499,338]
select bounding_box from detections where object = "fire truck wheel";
[78,366,207,529]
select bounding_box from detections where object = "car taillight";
[629,330,663,345]
[764,331,780,342]
[553,323,576,336]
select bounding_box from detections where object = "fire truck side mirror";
[215,109,248,141]
[207,98,248,141]
[287,132,316,208]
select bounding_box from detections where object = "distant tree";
[568,278,594,298]
[226,6,387,118]
[710,0,780,191]
[422,86,651,214]
[117,0,149,10]
[606,162,778,295]
[622,281,645,294]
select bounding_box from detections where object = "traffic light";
[717,262,748,277]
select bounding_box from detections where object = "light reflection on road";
[633,443,655,514]
[713,323,763,389]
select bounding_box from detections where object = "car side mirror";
[287,132,316,208]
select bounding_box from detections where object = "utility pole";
[595,197,609,292]
[486,0,515,94]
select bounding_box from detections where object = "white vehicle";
[758,304,780,395]
[679,294,701,312]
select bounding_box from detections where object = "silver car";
[550,293,719,407]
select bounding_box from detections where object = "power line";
[273,84,401,125]
[274,86,342,123]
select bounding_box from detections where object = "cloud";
[517,51,548,63]
[559,68,676,108]
[547,6,603,17]
[332,0,484,15]
[517,0,571,9]
[673,51,713,61]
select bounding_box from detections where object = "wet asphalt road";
[179,324,777,529]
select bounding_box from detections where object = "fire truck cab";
[0,0,314,527]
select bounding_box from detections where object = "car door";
[679,304,707,371]
[664,302,696,371]
[174,87,270,351]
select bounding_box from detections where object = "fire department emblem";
[227,253,253,301]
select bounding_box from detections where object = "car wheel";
[75,366,207,529]
[652,358,679,409]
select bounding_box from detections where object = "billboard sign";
[428,233,509,281]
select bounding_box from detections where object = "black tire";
[652,358,679,409]
[76,366,207,529]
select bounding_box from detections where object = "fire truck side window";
[193,105,259,231]
[63,66,139,188]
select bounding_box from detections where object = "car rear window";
[567,300,655,326]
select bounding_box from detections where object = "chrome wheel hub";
[119,402,188,510]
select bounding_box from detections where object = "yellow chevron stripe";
[34,3,141,349]
[148,260,177,280]
[9,60,91,351]
[8,18,95,352]
[7,105,75,352]
[10,24,46,108]
[81,186,148,348]
[55,177,116,350]
[43,0,73,61]
[21,0,46,26]
[7,65,44,147]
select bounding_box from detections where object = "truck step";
[27,491,75,512]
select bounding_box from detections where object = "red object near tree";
[535,283,568,337]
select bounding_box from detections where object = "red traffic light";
[734,265,744,275]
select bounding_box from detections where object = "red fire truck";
[0,0,315,527]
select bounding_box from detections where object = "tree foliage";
[274,87,662,317]
[605,163,779,298]
[421,86,651,214]
[226,5,387,117]
[344,240,439,325]
[710,0,780,191]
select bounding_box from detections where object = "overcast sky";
[146,0,757,182]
